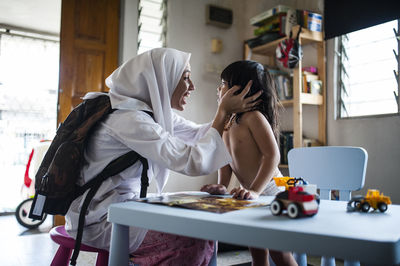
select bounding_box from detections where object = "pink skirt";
[130,230,214,266]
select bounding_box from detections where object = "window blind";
[337,19,400,118]
[137,0,167,55]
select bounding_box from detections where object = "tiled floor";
[0,213,343,266]
[0,213,55,266]
[0,213,252,266]
[0,214,101,266]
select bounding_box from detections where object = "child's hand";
[230,187,259,200]
[200,184,227,195]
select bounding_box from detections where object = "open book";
[134,192,269,213]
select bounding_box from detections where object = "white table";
[107,196,400,266]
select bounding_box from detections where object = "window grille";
[137,0,167,55]
[336,19,400,118]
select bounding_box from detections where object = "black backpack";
[28,94,150,265]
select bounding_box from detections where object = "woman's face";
[171,63,194,111]
[217,79,229,103]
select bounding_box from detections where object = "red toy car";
[270,186,319,218]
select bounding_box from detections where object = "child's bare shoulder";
[240,111,272,132]
[241,110,267,124]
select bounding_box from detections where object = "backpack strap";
[70,179,103,265]
[70,151,150,265]
[139,156,149,198]
[70,109,153,265]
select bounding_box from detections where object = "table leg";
[344,260,360,266]
[293,252,307,266]
[109,223,129,266]
[208,241,217,266]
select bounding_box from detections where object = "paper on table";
[133,192,269,213]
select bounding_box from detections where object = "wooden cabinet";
[244,25,326,167]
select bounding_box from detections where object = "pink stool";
[50,225,109,266]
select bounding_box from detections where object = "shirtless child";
[201,61,297,266]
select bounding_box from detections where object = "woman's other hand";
[218,80,262,115]
[230,187,259,200]
[200,184,227,195]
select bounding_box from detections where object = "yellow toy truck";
[347,189,392,213]
[273,177,295,191]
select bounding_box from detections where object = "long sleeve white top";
[65,109,231,252]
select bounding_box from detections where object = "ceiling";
[0,0,61,35]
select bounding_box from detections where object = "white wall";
[119,0,138,64]
[121,0,400,203]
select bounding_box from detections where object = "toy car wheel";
[378,202,388,212]
[361,202,370,212]
[270,200,283,215]
[347,201,356,212]
[287,203,300,219]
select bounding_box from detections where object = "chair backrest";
[288,146,368,201]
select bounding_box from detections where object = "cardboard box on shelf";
[285,9,323,34]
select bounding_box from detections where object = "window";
[137,0,167,55]
[337,19,400,118]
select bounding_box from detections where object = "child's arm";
[231,112,280,200]
[218,164,232,187]
[200,164,232,195]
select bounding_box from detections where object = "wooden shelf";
[251,26,323,57]
[280,93,323,107]
[244,24,326,152]
[279,164,289,169]
[292,25,323,43]
[251,36,286,56]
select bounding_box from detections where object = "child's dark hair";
[220,60,280,141]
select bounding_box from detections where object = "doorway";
[0,26,59,213]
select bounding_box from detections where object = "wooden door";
[55,0,120,225]
[58,0,120,124]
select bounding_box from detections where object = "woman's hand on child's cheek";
[230,188,259,200]
[218,80,261,114]
[200,184,227,195]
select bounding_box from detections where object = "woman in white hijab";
[65,48,260,265]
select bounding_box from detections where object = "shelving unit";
[244,25,326,167]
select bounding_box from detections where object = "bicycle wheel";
[15,198,47,229]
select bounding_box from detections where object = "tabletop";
[108,195,400,265]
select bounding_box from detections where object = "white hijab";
[104,48,191,192]
[106,48,191,135]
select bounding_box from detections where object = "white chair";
[288,146,368,266]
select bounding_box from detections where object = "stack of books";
[246,6,323,49]
[250,5,291,36]
[246,5,291,48]
[268,68,293,100]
